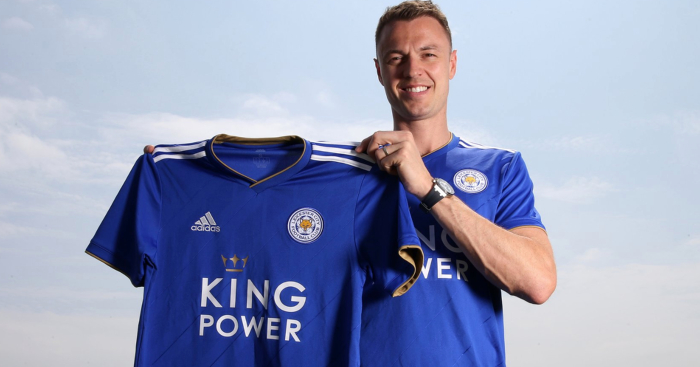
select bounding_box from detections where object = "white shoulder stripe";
[310,154,372,171]
[311,145,375,163]
[153,141,207,154]
[459,140,515,153]
[310,140,361,148]
[153,151,207,163]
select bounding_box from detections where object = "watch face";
[435,178,454,195]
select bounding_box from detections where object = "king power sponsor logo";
[198,255,306,342]
[417,225,470,282]
[198,278,307,342]
[192,211,221,232]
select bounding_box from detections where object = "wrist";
[417,177,436,201]
[420,178,454,213]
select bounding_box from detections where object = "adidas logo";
[191,211,221,232]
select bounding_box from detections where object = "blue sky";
[1,0,699,365]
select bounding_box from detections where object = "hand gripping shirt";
[86,135,423,367]
[361,134,545,367]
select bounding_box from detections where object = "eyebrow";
[382,45,440,57]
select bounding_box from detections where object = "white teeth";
[406,86,428,93]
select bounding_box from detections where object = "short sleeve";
[86,154,162,287]
[494,152,545,230]
[354,171,423,297]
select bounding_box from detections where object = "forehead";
[377,16,451,53]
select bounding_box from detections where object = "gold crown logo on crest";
[221,254,249,272]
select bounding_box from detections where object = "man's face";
[375,16,457,123]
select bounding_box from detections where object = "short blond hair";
[375,1,452,48]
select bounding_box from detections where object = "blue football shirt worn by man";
[355,1,557,365]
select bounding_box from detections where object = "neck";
[393,113,451,156]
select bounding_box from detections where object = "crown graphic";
[221,254,249,272]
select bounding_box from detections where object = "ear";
[449,50,457,80]
[374,58,384,86]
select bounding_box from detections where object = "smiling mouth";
[402,86,429,93]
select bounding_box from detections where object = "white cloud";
[101,108,382,145]
[449,119,506,147]
[0,96,130,187]
[653,111,700,135]
[0,129,68,173]
[0,285,141,314]
[2,17,34,31]
[536,176,616,204]
[38,4,61,15]
[0,97,90,189]
[0,96,65,129]
[574,247,610,263]
[550,135,603,149]
[0,73,20,86]
[0,221,36,238]
[681,235,700,250]
[64,17,105,39]
[272,91,297,104]
[0,73,45,98]
[505,262,700,366]
[315,90,337,108]
[520,134,628,154]
[240,94,288,115]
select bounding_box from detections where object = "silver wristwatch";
[420,178,454,212]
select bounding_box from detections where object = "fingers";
[355,130,401,154]
[376,141,407,176]
[360,132,393,160]
[356,134,385,155]
[355,131,432,197]
[143,145,155,154]
[378,143,391,157]
[355,137,372,153]
[355,131,416,174]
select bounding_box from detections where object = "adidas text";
[191,225,221,232]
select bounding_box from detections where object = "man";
[355,1,556,365]
[144,1,555,364]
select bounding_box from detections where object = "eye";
[386,55,402,64]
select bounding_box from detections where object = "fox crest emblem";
[299,219,313,232]
[288,208,324,244]
[454,169,488,194]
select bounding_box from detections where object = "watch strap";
[420,181,446,212]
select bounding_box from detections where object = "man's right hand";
[143,145,155,154]
[355,130,434,201]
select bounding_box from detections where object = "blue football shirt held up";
[87,135,423,367]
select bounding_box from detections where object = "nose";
[401,54,423,78]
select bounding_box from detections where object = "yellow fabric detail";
[392,245,424,297]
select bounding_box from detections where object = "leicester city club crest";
[454,169,488,194]
[287,208,324,244]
